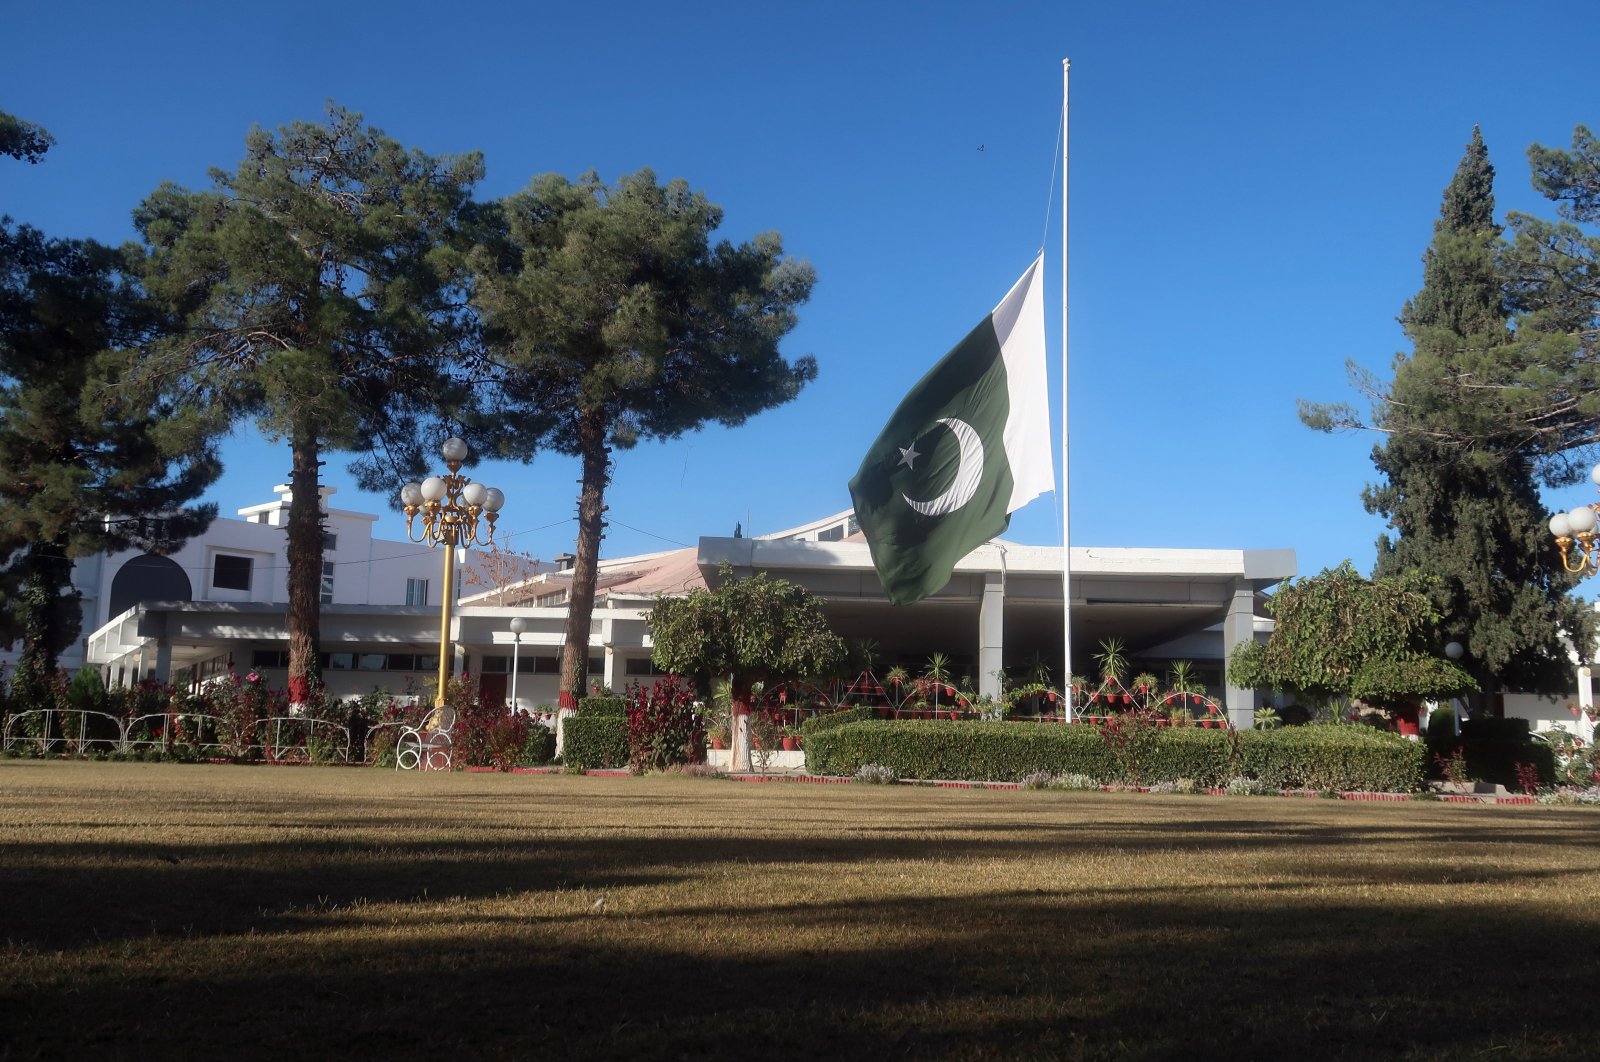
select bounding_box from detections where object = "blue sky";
[4,0,1596,585]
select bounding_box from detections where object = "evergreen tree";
[1304,130,1587,695]
[0,222,219,705]
[1496,123,1600,470]
[1305,123,1600,479]
[0,110,53,164]
[469,169,816,708]
[132,105,484,700]
[1226,561,1476,714]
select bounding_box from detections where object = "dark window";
[321,561,335,605]
[406,578,428,606]
[624,657,664,677]
[533,656,560,674]
[818,524,844,542]
[213,554,252,591]
[480,655,509,674]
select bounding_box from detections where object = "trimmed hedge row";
[561,696,631,770]
[804,721,1428,791]
[800,706,876,737]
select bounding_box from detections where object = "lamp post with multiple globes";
[401,438,505,708]
[1548,462,1600,577]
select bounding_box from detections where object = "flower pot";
[711,737,726,750]
[1122,694,1132,705]
[781,736,800,751]
[876,707,890,718]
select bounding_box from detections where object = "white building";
[53,484,521,691]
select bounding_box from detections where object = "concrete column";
[1222,581,1257,729]
[152,639,173,685]
[603,646,617,693]
[979,571,1005,700]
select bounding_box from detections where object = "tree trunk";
[558,408,611,709]
[285,428,325,704]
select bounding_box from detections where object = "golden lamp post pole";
[1548,462,1600,577]
[401,437,505,708]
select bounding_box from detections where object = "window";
[321,561,335,605]
[406,578,429,606]
[818,523,844,542]
[625,657,665,677]
[213,554,252,591]
[324,532,338,551]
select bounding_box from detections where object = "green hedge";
[803,720,1427,791]
[800,706,876,738]
[560,696,626,769]
[579,696,630,718]
[1238,725,1426,792]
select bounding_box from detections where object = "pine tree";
[1320,130,1587,695]
[0,223,219,705]
[469,169,816,708]
[132,105,484,701]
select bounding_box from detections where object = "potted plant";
[708,725,730,750]
[1168,660,1204,708]
[781,724,802,751]
[1094,637,1128,704]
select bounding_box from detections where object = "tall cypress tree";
[1360,129,1585,696]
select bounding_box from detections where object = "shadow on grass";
[4,883,1593,1061]
[5,769,1600,1060]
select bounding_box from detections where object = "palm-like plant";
[1093,638,1129,692]
[922,652,953,710]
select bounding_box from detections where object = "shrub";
[564,696,630,770]
[1238,725,1425,792]
[1425,719,1555,788]
[854,763,898,784]
[1223,776,1277,796]
[800,705,875,738]
[805,720,1426,791]
[520,722,556,766]
[626,675,703,774]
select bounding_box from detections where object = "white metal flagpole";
[1060,57,1073,723]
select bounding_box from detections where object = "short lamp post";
[401,438,505,708]
[1548,462,1600,575]
[508,616,526,713]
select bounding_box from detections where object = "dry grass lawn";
[3,760,1599,1061]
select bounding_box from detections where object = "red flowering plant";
[205,670,280,760]
[626,675,704,774]
[449,675,550,770]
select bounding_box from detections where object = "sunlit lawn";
[3,761,1599,1061]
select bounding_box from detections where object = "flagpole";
[1060,57,1073,723]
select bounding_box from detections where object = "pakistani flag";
[849,256,1055,606]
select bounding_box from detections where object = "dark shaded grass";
[3,761,1598,1061]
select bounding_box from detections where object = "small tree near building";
[648,564,845,770]
[1227,561,1478,721]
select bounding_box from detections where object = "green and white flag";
[848,255,1054,606]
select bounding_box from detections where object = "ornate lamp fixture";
[401,437,506,706]
[1548,463,1600,576]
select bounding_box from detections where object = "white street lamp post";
[401,438,506,708]
[509,616,526,713]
